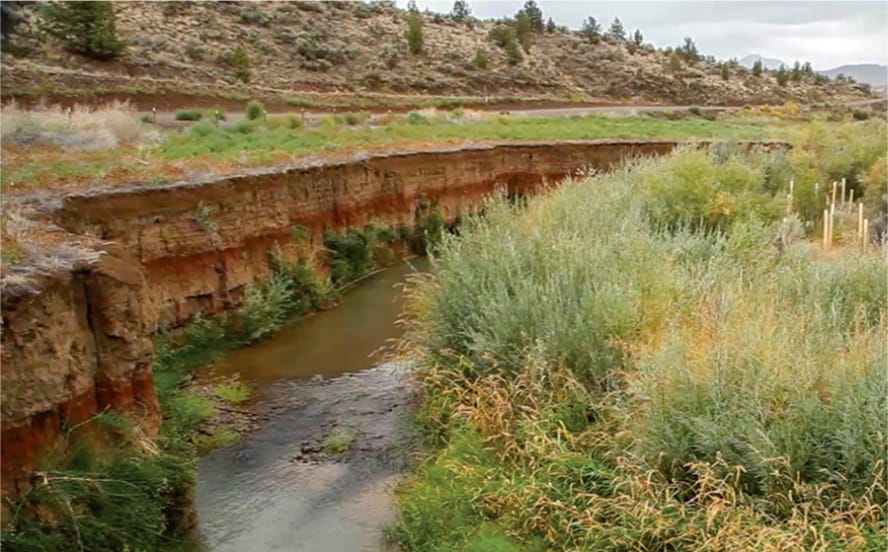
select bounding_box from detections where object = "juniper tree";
[406,4,424,54]
[521,0,544,33]
[581,16,601,43]
[39,1,125,60]
[451,0,470,22]
[515,11,532,52]
[752,59,763,77]
[607,17,626,41]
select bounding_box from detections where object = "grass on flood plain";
[1,105,783,193]
[389,139,887,550]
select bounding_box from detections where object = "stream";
[196,258,428,551]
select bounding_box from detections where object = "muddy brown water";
[196,258,428,551]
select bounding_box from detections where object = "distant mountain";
[818,64,888,86]
[739,54,786,70]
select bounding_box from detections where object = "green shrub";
[504,40,523,65]
[688,106,702,116]
[229,45,251,83]
[853,109,870,121]
[514,12,532,52]
[232,120,257,134]
[323,228,377,285]
[175,108,203,121]
[343,111,370,126]
[641,146,782,231]
[411,211,446,254]
[406,9,424,54]
[472,48,489,69]
[267,114,304,130]
[245,100,265,121]
[38,1,125,60]
[487,23,516,49]
[190,120,217,137]
[407,111,430,125]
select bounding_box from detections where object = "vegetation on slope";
[390,133,887,550]
[0,1,871,106]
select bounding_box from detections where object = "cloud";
[399,1,888,69]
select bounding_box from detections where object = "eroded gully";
[196,258,429,551]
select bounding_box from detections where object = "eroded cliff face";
[0,140,766,498]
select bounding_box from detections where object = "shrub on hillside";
[228,45,251,83]
[514,12,532,52]
[405,8,424,54]
[407,111,430,125]
[39,1,125,60]
[472,48,488,69]
[487,23,516,49]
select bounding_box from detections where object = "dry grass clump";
[390,147,886,551]
[0,101,159,151]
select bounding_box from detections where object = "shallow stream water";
[196,259,428,551]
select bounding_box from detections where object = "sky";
[395,1,888,69]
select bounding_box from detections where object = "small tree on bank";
[39,1,125,60]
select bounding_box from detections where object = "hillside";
[819,64,888,86]
[0,1,873,108]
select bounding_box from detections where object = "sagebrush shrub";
[245,100,264,121]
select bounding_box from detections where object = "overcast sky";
[396,1,888,69]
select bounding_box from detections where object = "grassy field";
[0,102,799,194]
[389,127,887,550]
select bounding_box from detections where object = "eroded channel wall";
[0,140,771,498]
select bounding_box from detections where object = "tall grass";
[392,146,887,550]
[1,100,159,151]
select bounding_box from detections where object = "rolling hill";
[0,2,873,108]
